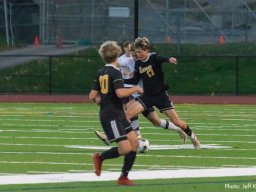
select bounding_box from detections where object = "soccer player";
[124,37,201,150]
[95,41,187,147]
[118,41,141,136]
[89,40,143,185]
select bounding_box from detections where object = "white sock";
[131,119,139,131]
[190,132,195,140]
[160,119,182,132]
[131,118,142,137]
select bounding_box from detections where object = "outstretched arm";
[169,57,177,64]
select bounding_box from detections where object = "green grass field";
[0,103,256,192]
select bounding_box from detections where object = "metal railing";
[0,54,255,95]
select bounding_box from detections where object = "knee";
[126,111,134,120]
[118,146,132,155]
[131,139,139,151]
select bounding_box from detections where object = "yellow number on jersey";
[146,66,155,77]
[99,75,109,94]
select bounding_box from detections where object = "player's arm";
[123,70,140,85]
[155,54,177,65]
[169,57,177,64]
[115,86,143,98]
[89,74,101,104]
[89,89,101,104]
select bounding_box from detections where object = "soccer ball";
[138,139,150,153]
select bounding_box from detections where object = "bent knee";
[133,140,139,151]
[118,147,132,155]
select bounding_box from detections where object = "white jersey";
[118,54,135,87]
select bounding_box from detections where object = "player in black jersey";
[95,42,187,147]
[125,37,200,150]
[89,41,143,186]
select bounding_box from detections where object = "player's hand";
[135,86,144,94]
[169,57,177,64]
[95,96,101,105]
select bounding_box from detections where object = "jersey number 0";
[99,75,109,94]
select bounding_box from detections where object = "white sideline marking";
[0,167,256,185]
[65,144,232,150]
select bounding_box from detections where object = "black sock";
[130,116,138,121]
[184,125,192,136]
[164,120,169,129]
[100,147,120,161]
[121,151,137,177]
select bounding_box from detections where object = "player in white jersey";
[118,41,135,83]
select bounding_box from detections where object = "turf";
[0,103,256,192]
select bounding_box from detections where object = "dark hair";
[123,40,132,48]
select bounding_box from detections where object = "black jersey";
[125,53,169,96]
[92,64,126,120]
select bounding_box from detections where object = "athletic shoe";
[177,129,187,144]
[92,153,102,176]
[190,133,201,150]
[94,130,110,146]
[117,176,134,186]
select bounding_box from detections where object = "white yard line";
[0,167,255,185]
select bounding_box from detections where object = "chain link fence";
[1,0,256,46]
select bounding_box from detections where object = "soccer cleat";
[177,129,187,144]
[92,153,102,176]
[94,130,110,146]
[190,133,201,150]
[117,176,134,186]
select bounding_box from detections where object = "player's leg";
[130,116,141,138]
[92,120,131,176]
[94,130,110,146]
[92,120,137,185]
[94,98,141,146]
[117,129,138,185]
[163,109,200,150]
[125,100,144,123]
[126,99,142,138]
[154,92,200,149]
[144,109,187,144]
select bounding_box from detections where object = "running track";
[0,95,255,104]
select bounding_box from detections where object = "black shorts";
[100,119,133,143]
[136,91,174,113]
[141,106,155,117]
[122,96,130,105]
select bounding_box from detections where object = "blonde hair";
[134,37,150,50]
[98,41,121,63]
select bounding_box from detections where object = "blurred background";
[0,0,255,95]
[1,0,256,46]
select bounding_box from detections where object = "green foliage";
[0,36,8,51]
[0,44,255,94]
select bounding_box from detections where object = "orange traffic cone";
[219,35,224,45]
[34,35,39,47]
